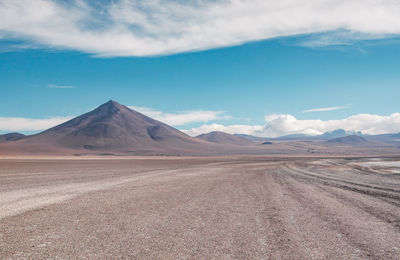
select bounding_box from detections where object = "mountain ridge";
[326,135,369,146]
[196,131,253,145]
[0,100,214,155]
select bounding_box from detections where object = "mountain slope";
[319,129,348,139]
[326,135,369,146]
[366,133,400,145]
[0,101,212,155]
[234,134,269,142]
[196,131,253,145]
[0,133,25,143]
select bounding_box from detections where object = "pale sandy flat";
[1,157,400,259]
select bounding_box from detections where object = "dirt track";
[1,157,400,259]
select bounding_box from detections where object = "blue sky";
[1,0,400,137]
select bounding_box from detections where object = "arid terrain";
[1,156,400,259]
[2,101,400,157]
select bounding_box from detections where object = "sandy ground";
[1,157,400,259]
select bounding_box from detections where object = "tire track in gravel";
[267,167,366,259]
[287,163,400,231]
[285,162,400,207]
[280,162,400,259]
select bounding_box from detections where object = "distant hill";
[365,133,400,144]
[261,141,273,145]
[237,129,362,141]
[319,129,348,139]
[277,129,362,140]
[234,134,269,142]
[197,131,253,145]
[326,135,369,145]
[0,133,25,143]
[277,133,313,140]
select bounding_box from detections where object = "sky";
[0,0,400,137]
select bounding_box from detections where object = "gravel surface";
[1,157,400,259]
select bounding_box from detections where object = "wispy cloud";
[302,105,349,113]
[0,116,72,132]
[182,113,400,137]
[47,84,76,89]
[129,106,229,126]
[1,0,400,56]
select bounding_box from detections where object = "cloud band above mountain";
[129,106,229,126]
[182,113,400,137]
[0,116,73,132]
[1,0,400,56]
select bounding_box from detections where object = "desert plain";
[1,156,400,259]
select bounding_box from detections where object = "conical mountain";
[1,100,212,155]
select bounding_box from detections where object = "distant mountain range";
[0,100,399,156]
[282,129,362,140]
[237,129,400,145]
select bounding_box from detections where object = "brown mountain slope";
[0,133,25,143]
[196,131,254,146]
[0,100,215,155]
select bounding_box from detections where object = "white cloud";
[0,116,72,132]
[129,106,229,126]
[1,0,400,56]
[302,105,349,113]
[47,84,75,89]
[182,113,400,137]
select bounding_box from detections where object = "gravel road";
[1,157,400,259]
